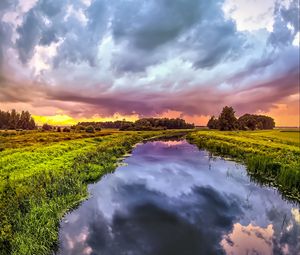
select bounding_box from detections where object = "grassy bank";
[187,129,300,201]
[0,129,187,255]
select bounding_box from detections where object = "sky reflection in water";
[57,140,300,255]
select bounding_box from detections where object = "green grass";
[0,129,187,255]
[0,129,121,149]
[2,128,298,254]
[187,129,300,201]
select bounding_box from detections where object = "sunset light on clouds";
[0,0,299,126]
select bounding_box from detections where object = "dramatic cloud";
[0,0,299,125]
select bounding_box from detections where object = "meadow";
[0,129,187,255]
[1,128,299,255]
[187,129,300,201]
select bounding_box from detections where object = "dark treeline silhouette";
[207,106,275,131]
[77,120,131,129]
[0,109,36,130]
[78,118,195,131]
[41,124,72,133]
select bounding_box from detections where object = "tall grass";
[0,130,186,255]
[187,130,300,201]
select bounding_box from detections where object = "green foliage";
[0,129,185,255]
[207,116,219,129]
[120,118,195,131]
[78,118,195,131]
[0,109,36,130]
[62,127,70,133]
[207,106,275,131]
[85,125,95,133]
[42,124,52,131]
[238,114,275,130]
[75,125,85,132]
[218,106,238,131]
[187,129,300,201]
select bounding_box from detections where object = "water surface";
[57,140,300,255]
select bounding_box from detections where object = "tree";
[76,118,194,131]
[75,125,85,132]
[42,123,52,131]
[207,116,219,129]
[9,109,20,130]
[0,109,36,130]
[218,106,237,131]
[134,119,152,130]
[63,127,70,132]
[28,117,36,130]
[85,126,95,133]
[238,114,256,130]
[238,114,275,130]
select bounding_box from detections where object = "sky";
[0,0,299,126]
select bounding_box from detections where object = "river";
[57,139,300,255]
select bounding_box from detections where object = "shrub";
[85,126,95,133]
[62,127,70,132]
[75,125,85,132]
[42,124,52,131]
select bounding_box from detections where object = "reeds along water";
[187,131,300,202]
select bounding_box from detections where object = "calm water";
[57,140,300,255]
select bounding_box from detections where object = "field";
[0,129,187,255]
[187,129,300,201]
[1,129,299,255]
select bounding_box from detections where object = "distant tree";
[57,127,62,132]
[42,123,52,131]
[238,114,275,130]
[135,119,152,130]
[28,117,36,130]
[256,115,275,129]
[63,127,70,132]
[77,118,194,131]
[238,114,256,130]
[119,122,134,131]
[9,109,20,130]
[218,106,237,131]
[76,125,85,132]
[95,127,101,131]
[207,116,219,129]
[0,109,36,130]
[256,122,263,130]
[85,126,95,133]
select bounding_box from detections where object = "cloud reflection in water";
[57,140,300,255]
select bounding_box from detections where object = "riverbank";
[187,129,300,202]
[0,129,189,255]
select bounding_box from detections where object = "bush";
[85,126,95,133]
[95,127,102,131]
[42,124,52,131]
[62,127,70,132]
[207,107,275,131]
[75,125,85,132]
[57,127,61,132]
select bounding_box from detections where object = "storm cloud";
[0,0,299,124]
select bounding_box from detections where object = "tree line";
[207,106,275,131]
[78,118,195,131]
[77,120,130,129]
[0,109,36,130]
